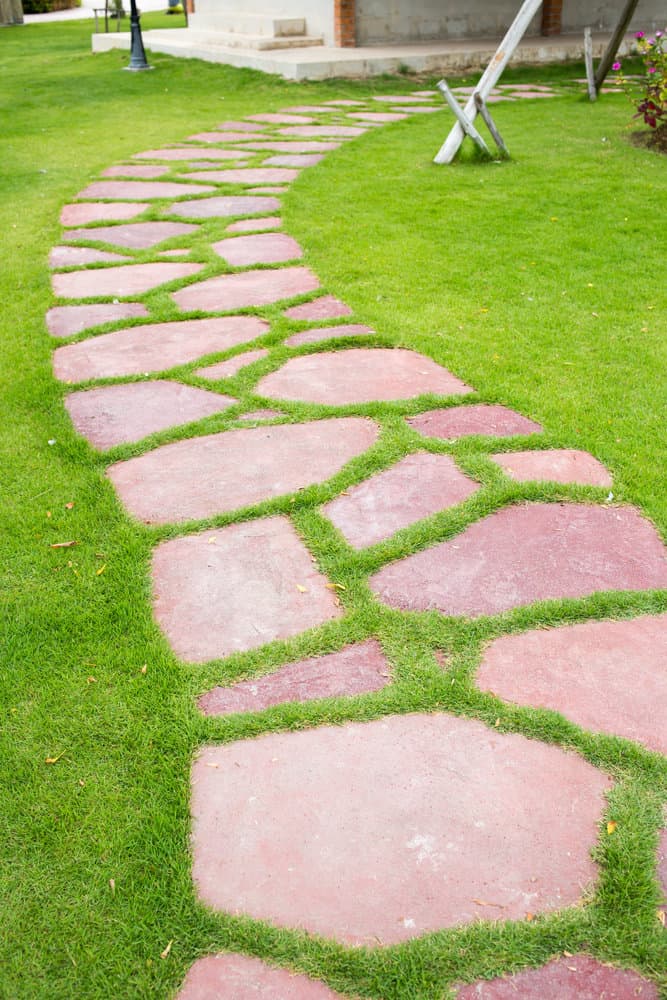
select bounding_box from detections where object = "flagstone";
[238,409,284,421]
[134,147,253,161]
[180,168,299,184]
[61,202,149,226]
[190,713,610,945]
[409,404,542,441]
[65,381,235,449]
[491,449,612,488]
[214,121,267,131]
[53,316,268,381]
[370,503,667,619]
[324,99,366,106]
[248,112,314,124]
[373,95,435,103]
[64,221,198,250]
[476,614,667,755]
[167,195,280,219]
[256,349,472,405]
[323,453,479,549]
[279,126,365,138]
[238,141,342,153]
[393,105,442,113]
[76,180,215,200]
[212,233,302,266]
[283,295,351,320]
[285,324,372,347]
[52,262,203,300]
[151,516,343,661]
[45,303,149,338]
[172,266,320,312]
[282,105,337,114]
[186,131,271,142]
[102,164,169,178]
[108,417,378,523]
[455,956,658,999]
[177,953,346,1000]
[247,186,287,195]
[49,246,131,268]
[198,639,390,716]
[227,216,282,233]
[349,112,408,122]
[196,348,269,380]
[263,153,325,167]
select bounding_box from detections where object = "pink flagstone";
[256,349,472,405]
[393,105,442,113]
[63,221,198,249]
[238,141,342,153]
[180,167,299,184]
[282,105,336,113]
[248,112,315,124]
[177,953,346,1000]
[198,639,391,715]
[53,316,268,381]
[247,186,286,194]
[226,216,282,233]
[263,153,325,167]
[409,404,542,441]
[455,956,658,999]
[186,131,271,142]
[190,713,611,945]
[196,348,269,379]
[167,195,280,218]
[134,147,252,161]
[283,295,352,320]
[49,246,130,268]
[61,203,148,226]
[102,164,169,178]
[323,452,479,549]
[279,125,365,138]
[285,324,373,347]
[172,266,320,312]
[349,112,408,122]
[370,503,667,619]
[65,381,234,449]
[152,517,343,661]
[477,614,667,754]
[45,303,149,338]
[373,94,435,103]
[212,233,302,266]
[491,449,612,487]
[108,417,378,523]
[52,262,203,300]
[324,99,366,106]
[214,121,267,131]
[75,180,215,200]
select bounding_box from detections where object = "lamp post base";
[124,5,152,71]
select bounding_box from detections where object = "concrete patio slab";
[455,955,658,999]
[172,265,320,312]
[409,404,542,441]
[52,262,203,300]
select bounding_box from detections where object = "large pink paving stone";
[45,303,149,338]
[349,111,408,122]
[108,417,378,523]
[257,349,472,405]
[227,216,282,233]
[52,262,203,301]
[49,246,131,268]
[65,381,235,449]
[181,168,299,185]
[370,504,667,618]
[198,639,391,715]
[214,121,267,131]
[476,614,667,754]
[152,516,342,660]
[238,141,342,152]
[323,452,479,549]
[63,221,198,249]
[491,449,612,488]
[177,953,346,1000]
[53,316,268,381]
[186,131,271,142]
[249,112,314,124]
[102,164,169,178]
[284,295,352,320]
[285,324,372,347]
[264,153,325,167]
[212,233,302,266]
[134,147,252,160]
[191,713,611,945]
[60,203,148,226]
[172,266,320,312]
[76,180,215,200]
[279,125,365,137]
[374,94,435,103]
[409,404,542,441]
[196,348,269,380]
[167,195,280,219]
[455,955,658,999]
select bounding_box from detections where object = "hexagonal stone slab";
[323,453,479,549]
[167,195,280,219]
[64,221,198,250]
[212,233,302,266]
[198,639,390,715]
[455,955,658,999]
[491,449,612,487]
[65,381,235,449]
[173,266,320,312]
[177,953,346,1000]
[409,405,542,441]
[196,349,269,380]
[45,303,149,339]
[181,168,299,185]
[134,147,252,161]
[370,504,667,619]
[102,164,169,178]
[285,324,372,347]
[52,262,203,300]
[152,516,342,661]
[257,349,472,405]
[53,316,268,381]
[108,417,378,523]
[477,614,667,754]
[227,216,282,233]
[191,713,611,945]
[76,180,215,200]
[49,246,131,268]
[60,203,148,226]
[284,296,352,321]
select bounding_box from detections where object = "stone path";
[47,86,667,998]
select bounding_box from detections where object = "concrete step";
[188,10,306,37]
[186,21,323,49]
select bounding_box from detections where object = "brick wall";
[541,0,563,36]
[334,0,356,46]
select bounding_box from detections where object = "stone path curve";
[48,85,667,998]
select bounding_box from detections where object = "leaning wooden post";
[434,0,543,164]
[593,0,640,94]
[584,27,597,101]
[437,81,491,155]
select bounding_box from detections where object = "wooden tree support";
[436,81,510,158]
[594,0,641,94]
[584,27,597,101]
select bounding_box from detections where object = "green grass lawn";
[1,18,666,1000]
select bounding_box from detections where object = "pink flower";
[635,30,644,38]
[612,61,622,70]
[648,66,657,73]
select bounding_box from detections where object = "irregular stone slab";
[108,417,378,523]
[102,164,169,178]
[152,516,342,660]
[238,140,342,153]
[227,216,282,233]
[180,168,299,185]
[196,349,269,380]
[212,233,302,266]
[167,195,280,219]
[199,640,390,716]
[248,112,314,124]
[374,94,435,103]
[134,147,252,161]
[409,404,542,441]
[186,131,271,142]
[173,266,319,312]
[264,153,325,167]
[238,409,284,422]
[61,203,148,226]
[45,303,149,339]
[284,295,352,321]
[285,323,372,347]
[323,453,479,549]
[455,955,658,999]
[370,504,667,619]
[257,349,472,405]
[349,111,408,122]
[279,125,365,138]
[64,221,198,250]
[53,316,268,381]
[247,186,286,195]
[49,246,131,268]
[52,262,203,300]
[177,952,345,1000]
[491,449,612,488]
[191,713,610,945]
[477,614,667,755]
[65,381,235,449]
[394,105,442,113]
[324,99,366,106]
[76,180,215,200]
[282,105,336,113]
[214,121,267,131]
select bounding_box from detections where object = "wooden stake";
[437,81,491,156]
[474,92,510,157]
[584,27,597,101]
[593,0,640,93]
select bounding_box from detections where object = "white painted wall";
[191,0,334,44]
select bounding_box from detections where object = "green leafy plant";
[614,29,667,129]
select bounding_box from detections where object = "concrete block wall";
[355,0,542,44]
[191,0,335,44]
[561,0,666,34]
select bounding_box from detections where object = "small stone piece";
[76,180,215,200]
[102,165,169,178]
[455,955,658,999]
[152,516,342,661]
[65,381,234,449]
[180,168,299,185]
[323,453,479,549]
[477,613,667,754]
[248,112,314,124]
[227,216,282,233]
[285,323,372,347]
[177,953,345,1000]
[279,125,365,138]
[212,233,302,266]
[173,266,319,312]
[238,141,342,153]
[64,221,198,250]
[198,640,391,715]
[108,417,378,523]
[167,195,280,219]
[49,246,131,268]
[61,203,148,226]
[52,262,203,300]
[196,349,269,380]
[284,296,352,321]
[257,349,472,405]
[45,303,149,339]
[349,112,408,123]
[186,131,271,142]
[409,404,542,441]
[134,147,252,161]
[491,449,612,488]
[263,154,325,167]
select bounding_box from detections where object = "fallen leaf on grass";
[109,878,115,895]
[65,502,75,510]
[472,899,504,908]
[50,540,77,549]
[525,912,534,921]
[160,940,173,960]
[326,582,347,591]
[140,665,147,675]
[45,750,67,764]
[95,564,107,576]
[607,821,617,835]
[658,909,666,928]
[87,676,96,684]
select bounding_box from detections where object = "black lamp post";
[125,0,152,71]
